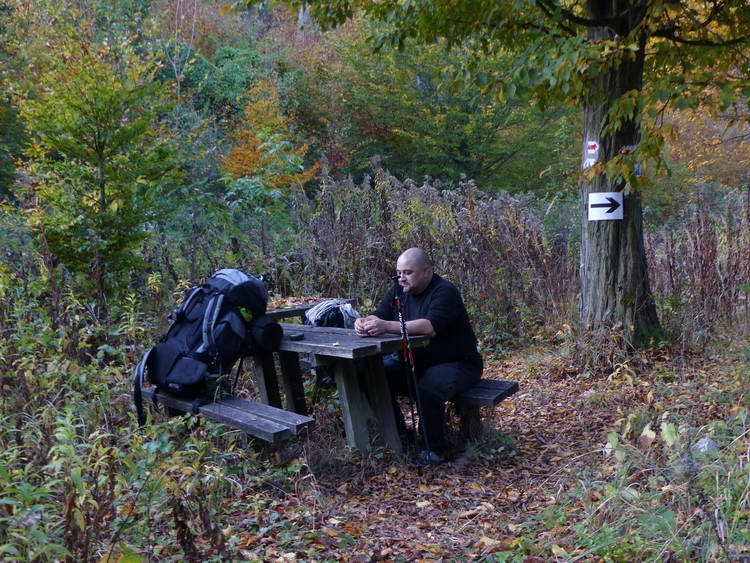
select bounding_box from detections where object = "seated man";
[354,248,482,467]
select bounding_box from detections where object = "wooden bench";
[140,387,314,445]
[453,379,519,439]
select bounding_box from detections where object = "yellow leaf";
[73,508,86,531]
[551,544,567,557]
[322,526,338,537]
[416,500,431,508]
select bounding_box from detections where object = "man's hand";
[355,315,434,337]
[355,315,389,337]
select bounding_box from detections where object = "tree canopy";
[264,0,750,345]
[283,0,750,170]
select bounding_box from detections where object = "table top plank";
[279,323,427,356]
[277,328,380,358]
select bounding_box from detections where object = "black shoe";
[415,449,445,468]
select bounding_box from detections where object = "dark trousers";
[382,354,482,453]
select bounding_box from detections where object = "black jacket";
[373,274,481,369]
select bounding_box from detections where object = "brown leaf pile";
[221,342,743,561]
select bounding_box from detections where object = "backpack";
[303,299,360,329]
[303,300,361,390]
[133,268,282,425]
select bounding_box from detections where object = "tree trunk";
[579,4,662,347]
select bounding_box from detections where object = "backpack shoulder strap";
[195,293,225,359]
[170,285,203,321]
[133,347,153,427]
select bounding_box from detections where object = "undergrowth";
[1,182,749,560]
[490,347,750,563]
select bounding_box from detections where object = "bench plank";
[201,402,291,443]
[456,380,519,407]
[452,379,519,439]
[140,387,310,443]
[220,396,314,435]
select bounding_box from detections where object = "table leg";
[278,351,308,416]
[327,357,371,453]
[251,352,282,409]
[362,356,402,454]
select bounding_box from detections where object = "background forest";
[1,1,749,561]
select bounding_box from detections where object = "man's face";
[396,255,433,295]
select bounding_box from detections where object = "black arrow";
[590,196,621,214]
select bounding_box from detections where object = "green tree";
[0,98,25,198]
[262,0,750,346]
[16,31,177,312]
[335,29,579,194]
[0,2,26,198]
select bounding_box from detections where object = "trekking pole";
[393,281,417,438]
[392,278,433,458]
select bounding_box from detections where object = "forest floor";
[216,339,747,562]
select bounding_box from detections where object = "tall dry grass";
[646,186,750,345]
[287,166,578,343]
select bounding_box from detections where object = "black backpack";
[133,268,281,425]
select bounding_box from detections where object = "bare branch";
[533,0,577,35]
[535,0,629,29]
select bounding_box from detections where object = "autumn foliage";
[1,1,749,561]
[220,81,318,191]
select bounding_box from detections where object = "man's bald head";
[396,248,434,294]
[398,248,432,269]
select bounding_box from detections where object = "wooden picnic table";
[251,322,428,454]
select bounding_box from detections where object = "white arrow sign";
[588,192,623,221]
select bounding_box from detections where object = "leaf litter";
[217,342,746,561]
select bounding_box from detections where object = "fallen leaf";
[477,536,502,549]
[638,424,656,451]
[458,507,482,518]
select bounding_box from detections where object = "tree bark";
[579,2,662,347]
